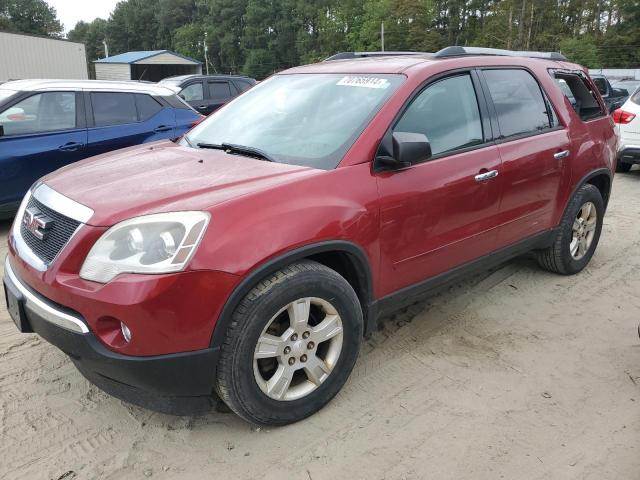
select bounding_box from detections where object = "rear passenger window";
[135,94,162,121]
[483,69,553,138]
[92,92,137,127]
[554,73,606,121]
[209,81,232,100]
[395,74,483,156]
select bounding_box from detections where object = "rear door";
[479,68,570,247]
[206,80,237,113]
[0,91,86,209]
[85,91,176,158]
[376,71,503,294]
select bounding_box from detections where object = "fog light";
[120,322,132,343]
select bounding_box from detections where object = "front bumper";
[4,256,219,415]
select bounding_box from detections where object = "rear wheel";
[536,183,604,275]
[215,261,363,426]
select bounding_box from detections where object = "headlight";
[80,212,210,283]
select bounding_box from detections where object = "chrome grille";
[20,196,81,264]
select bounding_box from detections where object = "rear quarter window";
[135,94,163,121]
[553,72,606,121]
[233,80,254,93]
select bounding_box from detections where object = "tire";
[536,183,604,275]
[616,161,632,173]
[215,260,363,426]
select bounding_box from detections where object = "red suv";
[3,47,616,425]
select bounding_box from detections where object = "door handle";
[475,170,499,182]
[153,125,172,133]
[554,150,570,160]
[58,142,83,152]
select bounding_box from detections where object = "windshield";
[184,73,404,169]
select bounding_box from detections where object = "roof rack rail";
[324,51,429,61]
[434,46,568,61]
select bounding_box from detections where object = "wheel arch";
[209,241,375,349]
[578,168,612,210]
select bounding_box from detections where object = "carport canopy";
[94,50,202,82]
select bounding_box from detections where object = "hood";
[42,141,320,226]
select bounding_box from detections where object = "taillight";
[191,115,206,128]
[612,109,636,124]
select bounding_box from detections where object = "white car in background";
[614,87,640,172]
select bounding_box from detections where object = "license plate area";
[4,278,31,333]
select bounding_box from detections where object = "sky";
[47,0,120,33]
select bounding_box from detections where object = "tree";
[560,36,601,67]
[106,0,160,54]
[0,0,63,37]
[68,18,108,60]
[58,0,640,77]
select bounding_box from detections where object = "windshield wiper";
[197,142,275,162]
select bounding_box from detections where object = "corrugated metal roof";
[95,50,201,64]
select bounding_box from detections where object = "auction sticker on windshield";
[336,76,391,89]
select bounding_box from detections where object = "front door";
[179,81,207,115]
[376,72,503,295]
[0,91,87,209]
[206,80,236,113]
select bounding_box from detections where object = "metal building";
[0,31,88,81]
[94,50,202,82]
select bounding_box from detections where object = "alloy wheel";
[253,297,343,401]
[570,201,597,260]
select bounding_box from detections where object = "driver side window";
[395,74,483,157]
[0,92,76,136]
[181,83,204,102]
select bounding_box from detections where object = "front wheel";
[536,183,604,275]
[215,261,363,426]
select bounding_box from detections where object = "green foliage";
[0,0,63,37]
[559,37,601,68]
[57,0,640,79]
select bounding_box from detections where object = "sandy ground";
[1,173,639,480]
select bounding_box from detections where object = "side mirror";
[0,125,4,137]
[376,131,432,170]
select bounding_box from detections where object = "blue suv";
[0,80,203,217]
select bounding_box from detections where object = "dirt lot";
[1,172,639,480]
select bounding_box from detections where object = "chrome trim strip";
[32,183,94,223]
[11,191,48,272]
[4,256,89,334]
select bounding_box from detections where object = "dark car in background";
[591,74,629,112]
[611,78,640,97]
[159,74,257,115]
[0,80,203,217]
